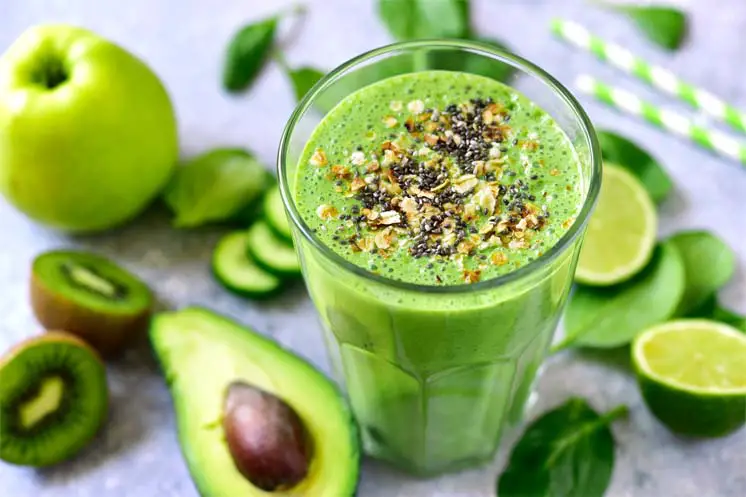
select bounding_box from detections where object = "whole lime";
[0,24,178,232]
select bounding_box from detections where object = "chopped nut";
[310,148,327,166]
[491,252,508,266]
[350,177,366,192]
[457,240,476,255]
[389,100,403,112]
[374,228,396,249]
[366,160,380,172]
[496,220,509,233]
[383,116,398,128]
[316,204,338,220]
[404,118,416,132]
[509,239,528,250]
[488,145,502,159]
[482,109,494,124]
[424,134,439,146]
[475,187,496,214]
[479,222,495,235]
[362,208,379,221]
[409,185,435,199]
[380,211,401,225]
[400,197,418,214]
[350,151,365,165]
[463,269,481,284]
[452,134,463,145]
[407,100,425,114]
[472,160,486,176]
[355,237,374,252]
[452,175,479,194]
[331,165,351,179]
[516,218,528,231]
[463,203,478,221]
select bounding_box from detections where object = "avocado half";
[150,307,360,496]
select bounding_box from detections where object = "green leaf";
[378,0,471,40]
[686,295,746,333]
[596,130,672,203]
[428,37,517,83]
[498,398,626,497]
[668,231,736,316]
[223,17,278,92]
[562,241,685,349]
[614,6,687,50]
[287,66,325,102]
[163,149,271,228]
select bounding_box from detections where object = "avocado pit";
[223,381,310,491]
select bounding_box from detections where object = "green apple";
[0,24,178,232]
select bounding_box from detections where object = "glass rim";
[277,38,602,295]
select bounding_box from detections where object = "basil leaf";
[288,66,325,102]
[614,6,687,50]
[686,295,746,333]
[596,130,672,203]
[378,0,470,40]
[668,231,736,316]
[563,242,685,349]
[163,149,271,228]
[223,17,278,92]
[498,398,626,497]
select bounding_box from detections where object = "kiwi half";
[0,332,109,467]
[31,250,153,356]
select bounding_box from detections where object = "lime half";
[575,163,657,286]
[632,319,746,437]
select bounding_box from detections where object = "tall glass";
[278,40,601,475]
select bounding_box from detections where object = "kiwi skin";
[0,332,109,467]
[30,272,152,358]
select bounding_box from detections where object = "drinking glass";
[278,39,601,475]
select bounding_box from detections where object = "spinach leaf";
[378,0,470,40]
[668,231,736,316]
[287,66,325,102]
[613,5,687,51]
[498,398,626,497]
[561,241,685,349]
[223,17,278,92]
[163,149,271,228]
[596,130,672,203]
[687,295,746,333]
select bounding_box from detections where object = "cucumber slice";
[212,232,282,298]
[246,221,301,277]
[263,187,292,240]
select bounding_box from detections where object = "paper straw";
[576,75,746,165]
[551,19,746,136]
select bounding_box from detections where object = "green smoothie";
[291,71,586,474]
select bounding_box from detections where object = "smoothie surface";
[294,70,583,286]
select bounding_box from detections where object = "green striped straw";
[576,75,746,164]
[551,19,746,136]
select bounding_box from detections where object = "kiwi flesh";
[31,250,153,356]
[0,332,109,467]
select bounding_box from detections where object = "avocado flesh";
[150,307,359,497]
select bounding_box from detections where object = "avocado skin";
[149,306,360,497]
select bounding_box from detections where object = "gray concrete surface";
[1,0,745,495]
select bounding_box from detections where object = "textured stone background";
[1,0,745,496]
